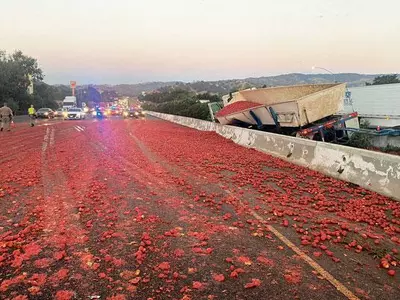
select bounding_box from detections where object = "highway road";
[0,117,399,300]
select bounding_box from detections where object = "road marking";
[251,210,360,300]
[38,122,56,127]
[50,128,55,146]
[76,125,85,131]
[42,127,49,153]
[74,125,85,132]
[218,187,359,300]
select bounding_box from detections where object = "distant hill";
[95,82,178,96]
[90,73,378,97]
[245,73,378,88]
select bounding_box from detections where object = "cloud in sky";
[1,0,399,84]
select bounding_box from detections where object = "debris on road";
[0,119,398,299]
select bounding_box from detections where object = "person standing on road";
[0,103,13,132]
[28,105,36,127]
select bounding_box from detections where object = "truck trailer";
[214,83,359,142]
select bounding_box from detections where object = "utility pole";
[312,66,336,83]
[70,81,76,96]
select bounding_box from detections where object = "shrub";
[143,99,211,121]
[348,132,372,149]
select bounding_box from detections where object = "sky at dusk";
[1,0,399,84]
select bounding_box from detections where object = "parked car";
[65,108,86,120]
[36,108,55,119]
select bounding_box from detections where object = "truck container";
[216,83,346,127]
[213,83,363,142]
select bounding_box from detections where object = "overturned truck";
[214,83,359,142]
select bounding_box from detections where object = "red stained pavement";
[0,118,399,300]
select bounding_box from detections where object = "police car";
[91,107,108,119]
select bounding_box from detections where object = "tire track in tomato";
[0,122,103,298]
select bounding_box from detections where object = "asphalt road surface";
[0,117,399,300]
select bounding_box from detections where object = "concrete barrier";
[146,111,400,201]
[148,112,217,131]
[371,135,400,148]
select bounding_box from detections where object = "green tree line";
[141,89,221,120]
[366,74,400,86]
[0,50,66,114]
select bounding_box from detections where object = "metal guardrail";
[345,128,400,136]
[338,112,400,119]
